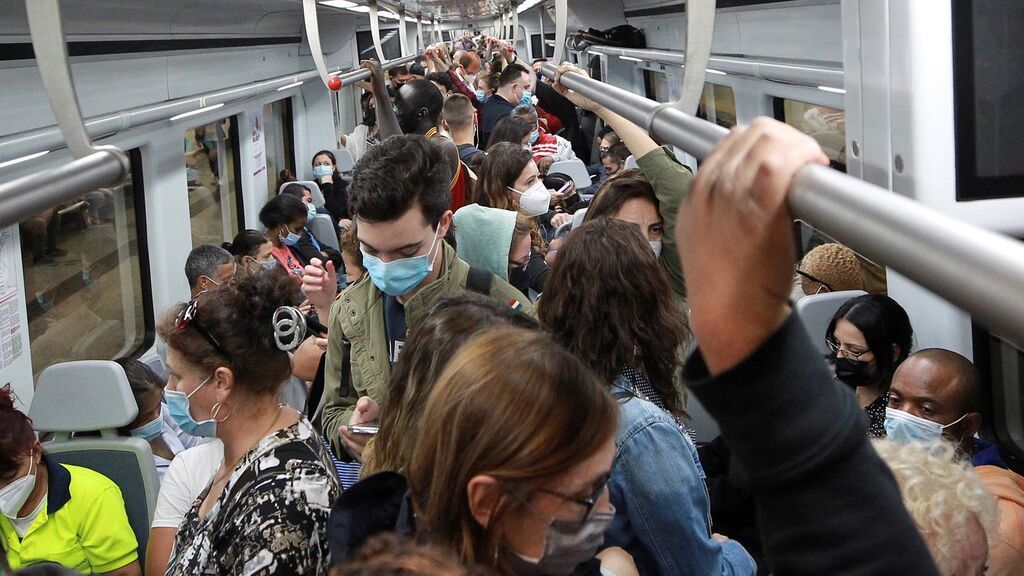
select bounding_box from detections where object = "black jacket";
[317,179,350,222]
[683,312,939,576]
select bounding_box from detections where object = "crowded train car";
[1,0,1023,574]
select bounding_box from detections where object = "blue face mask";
[130,414,165,442]
[360,227,442,297]
[529,129,540,145]
[306,202,317,221]
[475,89,487,103]
[313,165,333,179]
[519,89,533,106]
[884,407,968,444]
[165,375,217,438]
[280,225,302,247]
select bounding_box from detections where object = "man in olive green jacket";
[302,134,532,459]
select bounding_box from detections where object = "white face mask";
[0,451,37,519]
[649,240,663,258]
[508,181,550,218]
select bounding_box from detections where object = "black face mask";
[362,107,376,127]
[832,357,880,389]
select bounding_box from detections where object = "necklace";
[212,404,286,487]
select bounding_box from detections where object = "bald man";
[888,349,1024,576]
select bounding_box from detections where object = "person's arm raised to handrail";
[363,59,402,138]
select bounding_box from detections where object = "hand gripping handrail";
[0,0,130,229]
[541,63,1024,351]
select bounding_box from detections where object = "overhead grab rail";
[540,63,1024,352]
[677,0,715,114]
[301,0,334,89]
[0,54,417,165]
[587,45,844,90]
[0,0,131,229]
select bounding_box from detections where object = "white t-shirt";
[153,404,204,483]
[151,439,224,529]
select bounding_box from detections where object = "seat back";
[795,290,868,354]
[309,214,340,252]
[624,154,639,170]
[332,149,356,174]
[548,159,592,189]
[29,360,160,564]
[280,180,325,209]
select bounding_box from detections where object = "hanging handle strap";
[675,0,717,114]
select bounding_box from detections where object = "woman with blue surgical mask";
[259,194,310,279]
[159,269,340,576]
[311,150,351,224]
[279,184,345,274]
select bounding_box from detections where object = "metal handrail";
[587,45,844,89]
[541,63,1024,351]
[0,54,417,165]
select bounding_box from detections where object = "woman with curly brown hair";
[539,218,756,576]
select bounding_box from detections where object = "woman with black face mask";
[825,294,914,437]
[340,92,379,164]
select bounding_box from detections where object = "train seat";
[29,360,160,565]
[309,214,340,251]
[624,154,639,170]
[548,159,592,190]
[331,149,356,175]
[280,180,325,209]
[795,290,868,354]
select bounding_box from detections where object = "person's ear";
[212,366,235,403]
[466,474,503,528]
[962,412,983,440]
[437,210,454,239]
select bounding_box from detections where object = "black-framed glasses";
[796,269,834,293]
[536,475,610,522]
[825,338,870,360]
[176,299,232,361]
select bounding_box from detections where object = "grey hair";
[511,104,538,123]
[185,244,233,289]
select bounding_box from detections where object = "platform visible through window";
[185,118,242,246]
[696,83,736,129]
[264,98,296,199]
[775,98,846,172]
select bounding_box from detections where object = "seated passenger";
[280,183,344,271]
[441,94,486,170]
[114,358,196,481]
[512,104,577,163]
[300,135,531,463]
[826,294,914,437]
[887,349,1024,575]
[184,245,235,299]
[258,193,309,278]
[453,205,544,296]
[873,440,996,576]
[339,226,366,285]
[485,115,534,150]
[223,229,275,276]
[0,388,141,574]
[360,293,540,477]
[311,150,351,225]
[145,440,223,576]
[540,217,754,576]
[159,269,339,575]
[330,533,484,576]
[406,327,637,576]
[666,110,937,574]
[796,242,864,296]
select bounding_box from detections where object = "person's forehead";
[892,358,960,401]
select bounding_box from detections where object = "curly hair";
[539,218,690,416]
[799,242,864,294]
[331,533,494,576]
[157,267,299,396]
[873,439,997,576]
[0,387,34,482]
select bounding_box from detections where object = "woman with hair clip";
[408,327,638,576]
[540,218,756,576]
[159,268,340,575]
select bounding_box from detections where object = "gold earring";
[210,401,233,423]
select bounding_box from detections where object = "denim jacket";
[604,378,756,576]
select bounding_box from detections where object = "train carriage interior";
[1,0,1024,574]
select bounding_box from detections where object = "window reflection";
[264,98,296,198]
[21,151,148,375]
[777,99,846,171]
[185,119,241,246]
[696,83,736,129]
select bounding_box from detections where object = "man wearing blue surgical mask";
[886,348,1024,575]
[185,244,236,299]
[300,135,533,462]
[480,63,532,148]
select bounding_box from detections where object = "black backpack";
[568,24,646,51]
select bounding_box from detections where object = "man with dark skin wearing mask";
[362,59,470,211]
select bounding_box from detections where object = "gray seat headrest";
[30,360,138,432]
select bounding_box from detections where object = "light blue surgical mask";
[280,225,302,247]
[475,89,488,103]
[529,129,540,145]
[519,89,533,106]
[130,414,165,442]
[306,202,317,221]
[165,375,217,438]
[360,227,442,297]
[884,407,968,444]
[313,165,333,179]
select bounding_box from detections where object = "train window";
[263,98,296,198]
[649,71,671,103]
[978,333,1024,468]
[21,149,151,376]
[696,83,736,129]
[774,98,846,172]
[185,118,242,247]
[530,33,555,58]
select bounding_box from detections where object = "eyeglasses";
[176,299,232,361]
[826,338,871,360]
[536,475,610,523]
[796,269,834,294]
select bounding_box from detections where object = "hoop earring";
[211,401,233,423]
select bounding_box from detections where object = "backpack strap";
[465,266,494,296]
